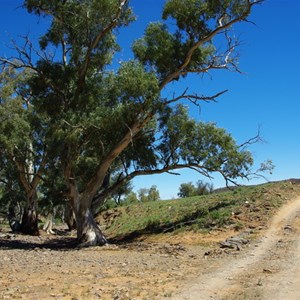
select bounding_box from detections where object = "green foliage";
[133,0,253,81]
[148,185,161,202]
[133,22,215,80]
[257,159,275,174]
[0,0,263,238]
[25,0,134,66]
[156,104,253,179]
[0,69,31,155]
[38,160,68,216]
[111,178,134,205]
[122,191,139,206]
[163,0,252,35]
[101,198,118,212]
[138,185,160,202]
[178,180,214,198]
[178,182,197,198]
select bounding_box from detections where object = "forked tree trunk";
[64,203,77,231]
[21,193,39,236]
[64,164,107,247]
[75,205,107,247]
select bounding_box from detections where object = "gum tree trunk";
[65,169,107,246]
[13,146,46,236]
[64,203,77,231]
[75,204,107,247]
[21,192,39,236]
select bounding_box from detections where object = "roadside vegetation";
[97,180,300,242]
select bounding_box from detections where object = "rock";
[219,242,236,249]
[263,268,273,274]
[219,236,249,251]
[283,225,293,231]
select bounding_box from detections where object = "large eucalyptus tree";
[1,0,264,246]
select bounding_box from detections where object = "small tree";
[138,188,150,203]
[123,191,139,206]
[178,182,197,198]
[148,185,160,202]
[138,185,160,202]
[178,180,213,198]
[195,180,214,195]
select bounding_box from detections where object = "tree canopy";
[0,0,264,246]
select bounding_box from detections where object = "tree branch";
[165,89,228,105]
[77,0,129,89]
[81,112,153,206]
[238,127,265,150]
[159,0,261,90]
[92,163,222,210]
[0,37,66,98]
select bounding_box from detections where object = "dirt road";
[174,196,300,300]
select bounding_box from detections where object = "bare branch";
[0,37,67,99]
[165,89,228,105]
[180,31,244,78]
[238,126,265,150]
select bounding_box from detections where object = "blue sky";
[0,0,299,199]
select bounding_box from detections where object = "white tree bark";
[76,206,107,247]
[43,213,55,234]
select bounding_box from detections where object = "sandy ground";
[1,197,300,300]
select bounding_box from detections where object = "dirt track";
[0,197,300,300]
[174,196,300,300]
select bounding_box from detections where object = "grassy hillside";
[96,179,300,241]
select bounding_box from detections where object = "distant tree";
[138,188,150,203]
[0,160,25,231]
[100,198,118,212]
[178,182,197,198]
[39,161,69,233]
[137,185,160,202]
[195,180,214,195]
[147,185,161,202]
[123,191,139,206]
[1,0,264,246]
[178,180,213,198]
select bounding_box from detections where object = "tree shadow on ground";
[0,231,78,251]
[0,234,148,251]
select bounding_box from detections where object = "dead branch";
[165,89,228,105]
[238,126,265,150]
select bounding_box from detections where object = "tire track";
[173,197,300,300]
